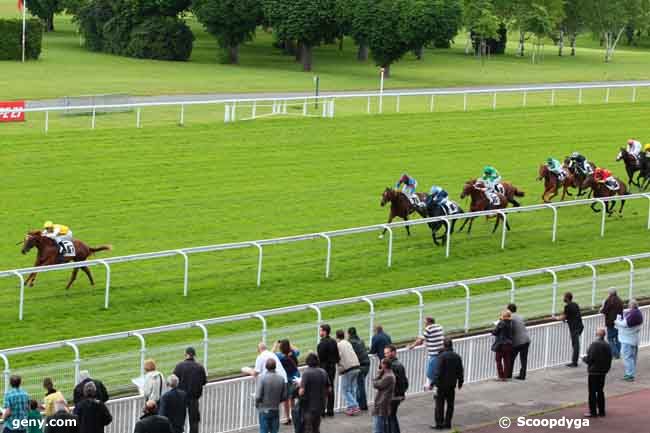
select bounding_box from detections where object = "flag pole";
[21,0,26,62]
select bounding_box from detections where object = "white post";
[132,332,146,377]
[362,297,375,342]
[21,0,26,63]
[252,101,257,119]
[492,92,496,110]
[252,242,263,287]
[597,199,606,237]
[319,234,332,278]
[309,305,322,345]
[379,68,385,114]
[136,107,141,128]
[499,211,507,249]
[99,260,111,309]
[367,96,371,114]
[329,100,335,118]
[624,258,635,300]
[578,88,583,105]
[0,354,10,394]
[177,250,189,297]
[585,263,597,308]
[303,100,307,116]
[547,270,558,316]
[381,225,393,267]
[231,103,237,122]
[45,110,49,134]
[504,276,516,303]
[410,289,424,335]
[396,95,400,113]
[179,104,185,126]
[463,93,468,112]
[430,95,435,112]
[605,87,610,103]
[551,89,555,106]
[545,204,558,242]
[282,100,287,114]
[91,107,96,130]
[445,217,452,258]
[459,283,471,332]
[224,104,230,122]
[255,314,268,344]
[13,272,24,321]
[523,90,527,107]
[195,323,209,369]
[632,87,637,103]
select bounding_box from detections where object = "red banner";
[0,101,25,122]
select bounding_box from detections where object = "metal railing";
[95,305,649,433]
[2,192,650,320]
[0,251,648,398]
[5,82,650,133]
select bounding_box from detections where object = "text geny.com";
[12,418,77,430]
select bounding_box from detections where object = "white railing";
[2,192,650,320]
[6,82,650,133]
[0,251,648,398]
[96,305,650,433]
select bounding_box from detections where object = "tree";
[464,0,499,57]
[523,3,554,63]
[263,0,338,71]
[401,0,463,59]
[349,0,373,60]
[28,0,64,31]
[559,0,584,56]
[363,0,410,77]
[193,0,262,64]
[583,0,648,62]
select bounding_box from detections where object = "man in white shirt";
[246,342,288,383]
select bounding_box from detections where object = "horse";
[458,180,510,234]
[499,181,526,207]
[379,188,428,238]
[564,157,596,197]
[587,177,629,216]
[616,148,642,188]
[537,164,579,203]
[21,231,112,289]
[426,200,464,246]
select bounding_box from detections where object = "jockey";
[546,157,565,179]
[427,185,449,207]
[42,221,73,255]
[568,152,593,176]
[627,139,642,158]
[594,167,618,191]
[395,173,423,207]
[481,166,502,191]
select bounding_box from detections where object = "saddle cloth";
[59,240,76,257]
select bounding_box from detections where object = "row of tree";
[25,0,650,68]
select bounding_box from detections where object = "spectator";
[42,378,66,417]
[73,382,112,433]
[347,327,371,411]
[27,400,42,433]
[159,375,187,433]
[133,401,174,433]
[491,309,513,381]
[432,338,464,430]
[173,347,207,433]
[599,288,624,359]
[372,358,395,433]
[316,324,339,418]
[335,329,361,416]
[369,326,392,361]
[73,371,109,405]
[2,375,30,433]
[384,345,408,433]
[298,353,329,433]
[554,292,584,367]
[246,343,287,383]
[615,299,643,381]
[407,317,444,390]
[143,360,166,408]
[272,339,300,425]
[581,328,612,417]
[255,358,287,433]
[507,304,531,380]
[44,399,79,433]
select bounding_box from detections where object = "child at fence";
[27,400,43,433]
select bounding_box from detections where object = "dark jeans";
[510,342,530,379]
[258,409,280,433]
[434,387,455,428]
[495,343,512,379]
[388,400,402,433]
[322,364,336,416]
[302,411,321,433]
[357,365,369,410]
[588,374,606,416]
[570,328,583,366]
[188,398,201,433]
[606,326,621,358]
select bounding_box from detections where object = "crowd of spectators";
[0,288,645,433]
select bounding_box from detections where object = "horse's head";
[21,231,43,255]
[380,187,393,207]
[616,147,626,162]
[537,164,548,181]
[460,179,477,199]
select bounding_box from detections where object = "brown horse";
[616,148,642,188]
[537,165,579,203]
[588,177,629,216]
[564,156,595,197]
[458,180,510,234]
[21,231,112,289]
[499,181,526,207]
[380,188,428,237]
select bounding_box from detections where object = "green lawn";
[3,2,650,99]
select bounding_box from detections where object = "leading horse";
[380,188,428,238]
[458,180,510,234]
[616,148,643,188]
[21,231,112,289]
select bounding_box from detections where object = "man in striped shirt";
[408,317,444,390]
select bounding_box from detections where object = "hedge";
[0,19,43,60]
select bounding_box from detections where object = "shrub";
[0,19,43,60]
[125,16,193,61]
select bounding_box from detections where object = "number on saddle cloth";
[494,183,505,195]
[58,240,76,257]
[443,201,459,215]
[486,192,501,207]
[605,178,619,192]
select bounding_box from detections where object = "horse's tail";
[514,188,525,197]
[90,244,112,255]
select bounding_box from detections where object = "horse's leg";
[492,215,501,234]
[466,218,475,235]
[25,273,36,287]
[404,214,411,236]
[620,198,626,214]
[590,202,600,213]
[81,266,95,285]
[457,217,469,233]
[65,268,79,290]
[380,214,394,239]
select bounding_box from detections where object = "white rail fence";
[6,82,650,133]
[0,251,648,398]
[2,193,649,320]
[101,305,650,433]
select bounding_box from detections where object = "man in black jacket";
[432,338,464,430]
[44,399,79,433]
[582,328,612,418]
[73,371,109,405]
[554,292,584,367]
[134,401,174,433]
[384,344,408,433]
[599,288,624,359]
[347,327,370,411]
[173,347,207,433]
[73,382,112,433]
[159,374,187,433]
[316,324,340,417]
